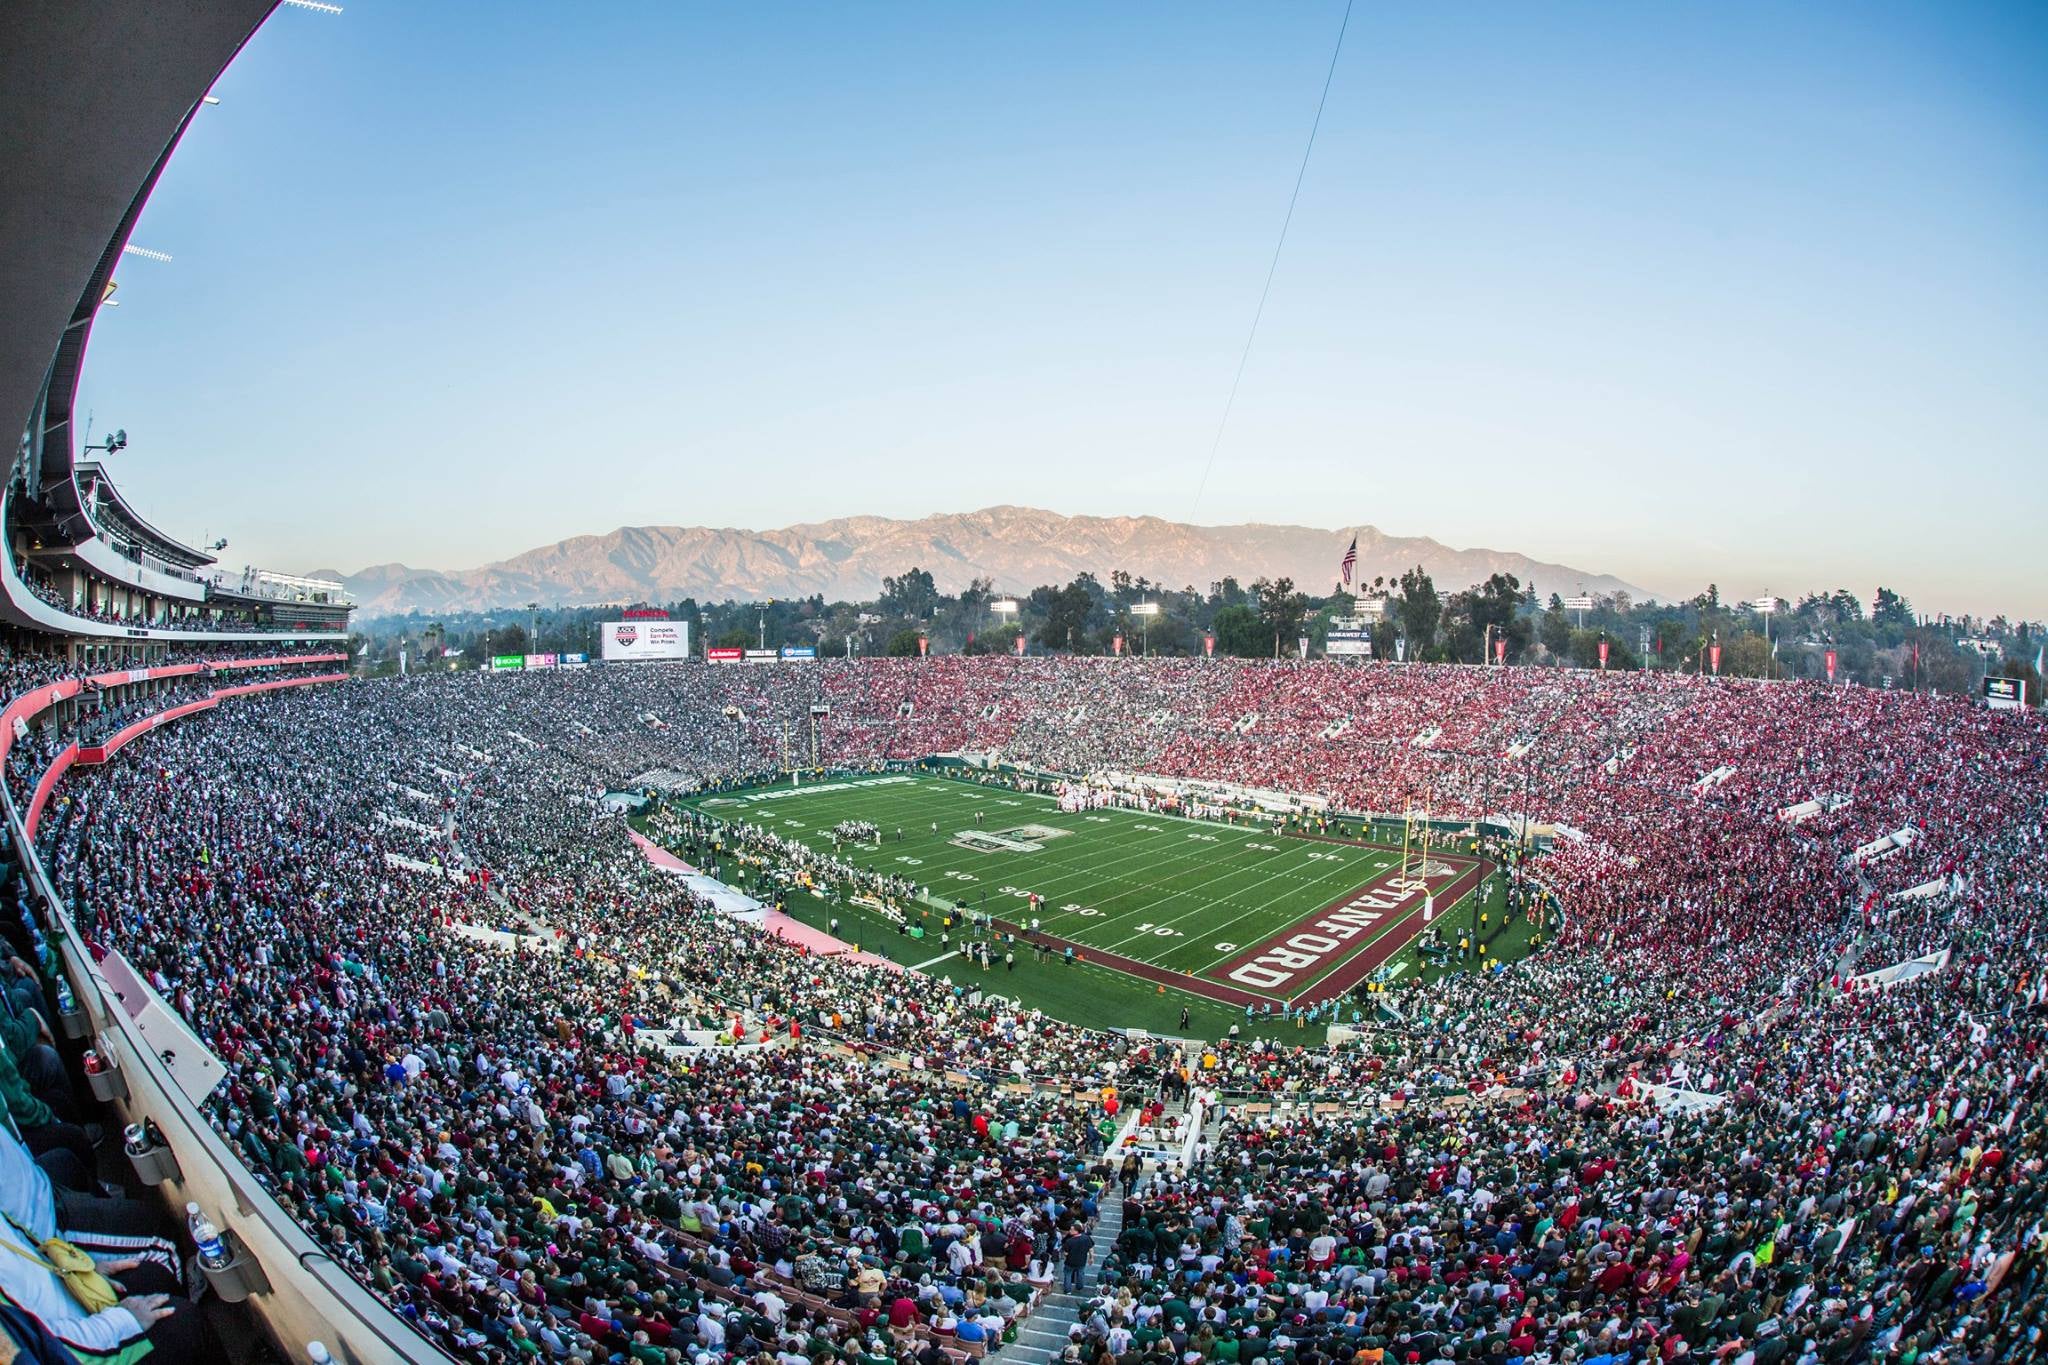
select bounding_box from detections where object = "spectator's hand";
[117,1293,175,1327]
[7,956,34,979]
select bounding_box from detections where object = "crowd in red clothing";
[0,655,2039,1365]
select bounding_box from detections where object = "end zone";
[1204,849,1486,1005]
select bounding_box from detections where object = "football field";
[684,772,1490,1013]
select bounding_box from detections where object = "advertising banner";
[1014,635,1026,657]
[602,620,692,662]
[706,647,744,664]
[560,652,589,668]
[1825,649,1837,682]
[743,649,779,665]
[1326,629,1372,658]
[1598,638,1609,669]
[1113,634,1124,656]
[1203,633,1215,658]
[779,646,817,660]
[917,634,929,658]
[1984,676,2026,709]
[490,654,524,672]
[1495,637,1507,665]
[525,653,558,670]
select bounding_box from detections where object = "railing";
[0,668,453,1365]
[1,486,349,641]
[204,568,353,607]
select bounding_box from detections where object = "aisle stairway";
[1001,1186,1124,1365]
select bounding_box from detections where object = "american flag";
[1339,533,1357,587]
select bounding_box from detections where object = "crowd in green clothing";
[5,657,2042,1365]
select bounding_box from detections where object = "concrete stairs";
[998,1185,1124,1365]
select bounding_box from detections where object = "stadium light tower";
[1131,601,1160,656]
[992,598,1020,656]
[1753,595,1778,680]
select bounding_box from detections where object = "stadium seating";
[0,653,2042,1363]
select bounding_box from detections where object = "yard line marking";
[703,785,1391,959]
[1145,852,1402,967]
[1095,848,1382,955]
[689,775,1439,991]
[908,949,961,971]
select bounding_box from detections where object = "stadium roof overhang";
[0,1,279,502]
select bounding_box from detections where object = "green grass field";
[673,772,1520,1040]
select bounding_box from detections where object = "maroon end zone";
[1204,848,1487,1005]
[983,843,1490,1012]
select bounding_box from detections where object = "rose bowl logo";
[615,626,637,647]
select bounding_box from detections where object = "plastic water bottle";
[186,1202,227,1268]
[306,1343,335,1364]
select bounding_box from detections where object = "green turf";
[669,772,1519,1039]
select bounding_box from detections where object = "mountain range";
[315,506,1649,617]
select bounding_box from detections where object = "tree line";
[349,568,2044,699]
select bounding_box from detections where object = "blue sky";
[77,1,2048,616]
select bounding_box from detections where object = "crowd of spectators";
[0,655,2036,1365]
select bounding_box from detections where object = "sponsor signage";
[1825,648,1837,682]
[525,653,558,670]
[1984,676,2027,709]
[1326,629,1372,658]
[706,647,745,664]
[490,654,524,671]
[779,646,817,660]
[560,652,589,668]
[602,620,691,662]
[743,649,779,664]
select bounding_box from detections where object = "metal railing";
[0,677,451,1365]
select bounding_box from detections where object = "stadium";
[3,6,2046,1365]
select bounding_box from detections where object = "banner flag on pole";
[1339,534,1357,587]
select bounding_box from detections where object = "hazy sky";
[76,2,2047,616]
